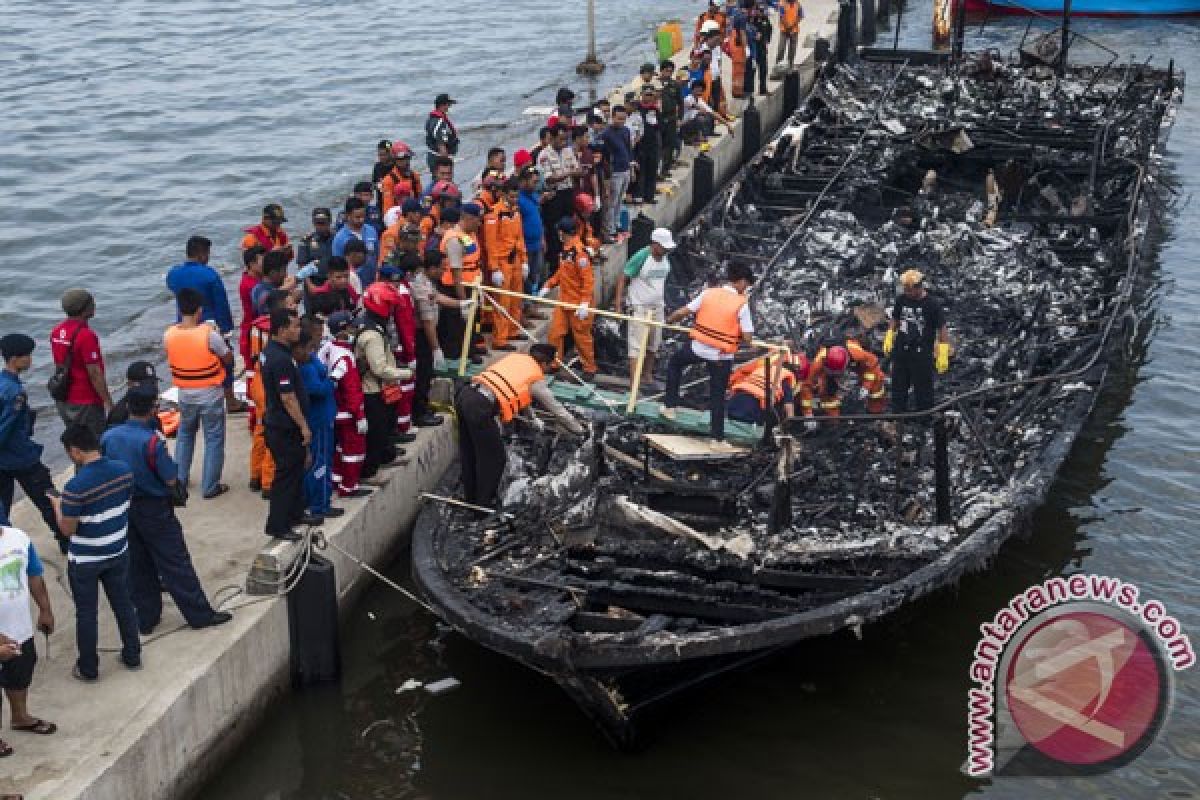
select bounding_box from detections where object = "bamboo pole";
[626,310,653,413]
[481,285,787,352]
[420,492,513,518]
[457,282,481,377]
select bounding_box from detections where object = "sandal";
[11,718,56,735]
[203,484,230,499]
[0,738,11,757]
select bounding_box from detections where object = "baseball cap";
[263,203,287,222]
[460,202,483,217]
[651,228,676,250]
[513,149,533,169]
[312,207,332,223]
[126,361,159,384]
[435,93,456,106]
[327,311,354,335]
[557,216,578,234]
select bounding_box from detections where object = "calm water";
[5,2,1196,798]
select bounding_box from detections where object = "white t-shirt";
[627,253,670,307]
[683,94,715,124]
[686,286,754,361]
[0,526,36,643]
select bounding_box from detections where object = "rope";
[310,531,439,616]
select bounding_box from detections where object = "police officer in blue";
[100,384,232,633]
[0,334,66,553]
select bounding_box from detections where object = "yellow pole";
[457,282,481,377]
[626,310,653,413]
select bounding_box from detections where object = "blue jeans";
[68,553,142,678]
[175,396,226,497]
[525,249,546,296]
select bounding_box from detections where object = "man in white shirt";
[613,228,675,389]
[0,522,56,750]
[662,263,756,440]
[682,79,734,144]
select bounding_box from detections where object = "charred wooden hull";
[412,52,1182,747]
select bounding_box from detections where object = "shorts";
[0,637,36,691]
[627,304,665,359]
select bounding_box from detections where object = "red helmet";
[787,353,810,382]
[390,141,413,158]
[574,192,595,216]
[824,346,849,372]
[430,180,461,201]
[362,283,394,316]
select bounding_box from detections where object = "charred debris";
[414,52,1182,745]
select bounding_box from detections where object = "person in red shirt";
[50,289,112,437]
[238,245,266,371]
[241,203,294,262]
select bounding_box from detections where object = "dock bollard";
[287,553,341,686]
[742,101,762,165]
[692,152,715,219]
[784,70,800,116]
[837,0,857,63]
[861,0,877,45]
[630,213,655,253]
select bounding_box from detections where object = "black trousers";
[265,425,306,535]
[127,495,214,630]
[746,48,768,94]
[660,120,679,176]
[664,346,734,440]
[543,189,574,270]
[412,329,434,421]
[638,144,661,203]
[362,392,396,478]
[891,351,935,413]
[436,282,467,359]
[0,461,65,552]
[454,385,505,507]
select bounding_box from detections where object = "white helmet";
[700,19,721,35]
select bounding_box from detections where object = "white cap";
[383,206,404,229]
[700,19,721,34]
[651,227,676,250]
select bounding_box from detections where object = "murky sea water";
[5,2,1196,798]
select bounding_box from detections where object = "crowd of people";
[0,0,856,763]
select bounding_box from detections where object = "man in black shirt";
[884,269,950,413]
[105,361,161,430]
[259,309,317,541]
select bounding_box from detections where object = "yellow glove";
[935,342,950,374]
[883,329,896,356]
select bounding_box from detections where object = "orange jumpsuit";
[695,9,727,43]
[482,198,528,348]
[725,27,747,100]
[246,317,275,490]
[545,234,596,373]
[801,339,887,417]
[379,167,422,215]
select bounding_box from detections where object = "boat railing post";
[1059,0,1073,77]
[627,310,653,414]
[457,281,481,377]
[934,413,952,525]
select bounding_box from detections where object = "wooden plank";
[643,433,750,461]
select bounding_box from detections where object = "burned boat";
[413,51,1183,746]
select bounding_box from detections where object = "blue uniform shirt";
[0,370,43,471]
[100,419,176,499]
[518,189,545,254]
[166,260,235,334]
[60,457,134,563]
[298,356,336,429]
[332,225,380,286]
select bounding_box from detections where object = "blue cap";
[557,216,577,233]
[327,311,354,335]
[401,197,423,214]
[460,202,483,217]
[378,265,400,280]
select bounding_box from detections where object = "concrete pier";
[1,3,856,797]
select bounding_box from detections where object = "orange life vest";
[690,289,747,354]
[439,225,483,287]
[164,324,225,389]
[381,167,422,213]
[473,353,545,422]
[729,355,797,408]
[781,0,802,34]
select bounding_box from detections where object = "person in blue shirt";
[295,323,339,520]
[100,386,231,634]
[517,165,546,296]
[332,198,380,287]
[49,424,141,681]
[165,236,248,413]
[0,334,66,554]
[598,107,634,242]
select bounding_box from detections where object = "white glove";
[575,302,590,321]
[538,287,552,298]
[521,263,530,280]
[433,349,447,370]
[296,264,318,281]
[355,418,369,435]
[858,387,869,401]
[491,270,504,287]
[804,419,818,433]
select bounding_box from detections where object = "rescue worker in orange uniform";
[727,350,809,425]
[776,0,803,68]
[663,262,757,440]
[695,0,727,44]
[246,290,297,496]
[800,338,887,423]
[380,198,426,266]
[241,203,293,262]
[436,203,484,361]
[482,176,529,352]
[540,217,596,381]
[378,142,422,216]
[453,344,584,507]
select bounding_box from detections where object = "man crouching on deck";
[453,344,583,509]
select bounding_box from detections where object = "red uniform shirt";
[49,319,104,405]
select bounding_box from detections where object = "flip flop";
[11,719,56,735]
[0,738,11,757]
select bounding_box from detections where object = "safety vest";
[473,353,544,422]
[690,288,746,354]
[781,0,801,34]
[439,225,482,287]
[164,324,225,389]
[730,357,795,409]
[385,167,421,209]
[243,224,287,252]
